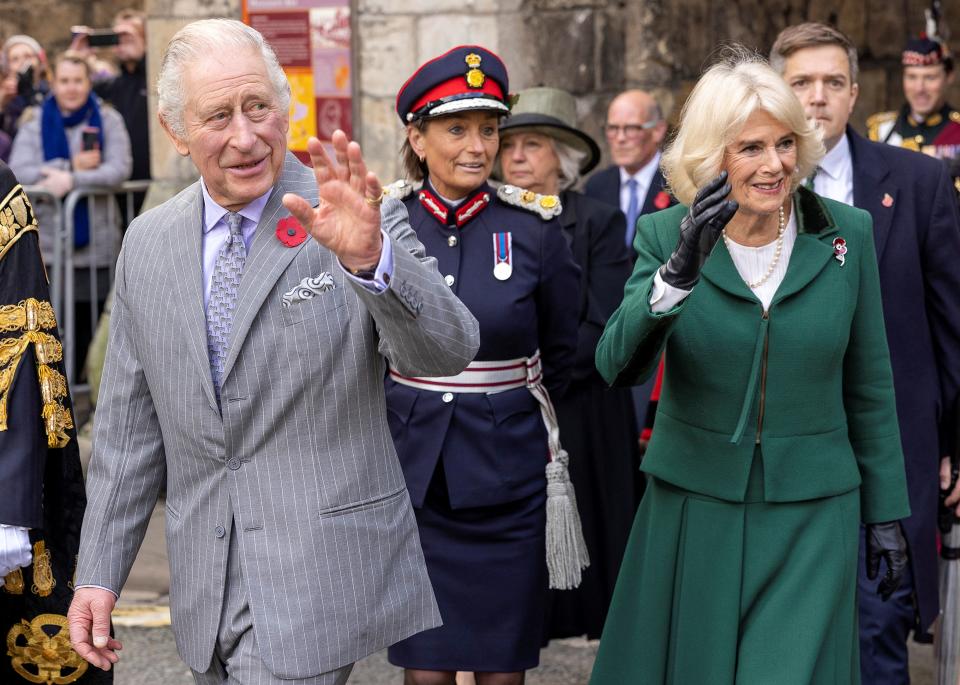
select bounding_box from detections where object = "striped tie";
[206,212,246,393]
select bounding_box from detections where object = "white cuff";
[74,584,120,598]
[340,230,394,293]
[650,269,692,313]
[0,525,32,577]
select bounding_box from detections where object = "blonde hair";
[661,49,824,206]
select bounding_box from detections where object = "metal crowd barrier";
[22,179,151,390]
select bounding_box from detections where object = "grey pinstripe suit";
[75,153,479,678]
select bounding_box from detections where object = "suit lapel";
[221,154,318,384]
[849,129,896,259]
[168,183,220,410]
[599,166,621,208]
[640,168,668,216]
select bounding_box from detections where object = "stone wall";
[6,0,959,194]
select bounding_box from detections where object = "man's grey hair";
[157,18,291,138]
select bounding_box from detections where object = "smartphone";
[81,127,100,152]
[16,65,34,99]
[87,29,120,47]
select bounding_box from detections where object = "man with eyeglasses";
[584,89,674,257]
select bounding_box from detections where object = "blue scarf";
[41,94,104,248]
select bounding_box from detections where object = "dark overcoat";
[848,128,960,629]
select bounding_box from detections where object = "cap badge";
[465,53,486,88]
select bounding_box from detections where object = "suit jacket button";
[442,392,454,403]
[447,235,458,247]
[215,525,226,539]
[227,457,240,470]
[444,274,455,286]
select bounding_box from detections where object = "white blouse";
[650,209,798,312]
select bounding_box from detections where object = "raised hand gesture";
[282,130,384,273]
[659,170,738,290]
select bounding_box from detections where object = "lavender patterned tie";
[206,211,246,393]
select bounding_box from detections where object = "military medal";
[493,232,513,280]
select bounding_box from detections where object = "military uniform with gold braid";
[0,160,108,684]
[867,34,960,186]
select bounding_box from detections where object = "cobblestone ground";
[110,625,940,684]
[110,627,598,684]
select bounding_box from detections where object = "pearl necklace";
[722,205,785,289]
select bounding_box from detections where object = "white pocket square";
[281,273,335,308]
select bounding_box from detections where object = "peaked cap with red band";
[396,45,511,124]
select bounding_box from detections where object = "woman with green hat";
[497,86,641,642]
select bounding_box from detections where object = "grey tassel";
[545,450,590,590]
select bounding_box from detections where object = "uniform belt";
[389,349,590,589]
[388,351,541,393]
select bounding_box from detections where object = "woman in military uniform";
[384,47,581,685]
[496,86,639,642]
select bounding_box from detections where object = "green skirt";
[590,452,861,685]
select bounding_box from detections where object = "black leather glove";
[659,171,739,290]
[866,521,908,601]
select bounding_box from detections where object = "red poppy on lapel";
[654,190,671,210]
[832,237,847,267]
[276,216,308,247]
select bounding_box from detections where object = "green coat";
[596,186,910,524]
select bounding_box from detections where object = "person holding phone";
[9,50,131,375]
[0,35,49,158]
[589,50,910,684]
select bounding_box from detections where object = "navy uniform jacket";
[847,128,960,630]
[385,180,580,509]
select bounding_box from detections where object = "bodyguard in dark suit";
[773,23,960,683]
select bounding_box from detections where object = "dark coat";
[0,161,109,683]
[848,128,960,630]
[558,190,632,379]
[386,181,580,509]
[583,163,674,249]
[546,190,640,639]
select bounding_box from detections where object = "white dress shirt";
[812,134,854,206]
[619,152,662,214]
[650,209,799,312]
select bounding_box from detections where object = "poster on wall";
[243,0,352,162]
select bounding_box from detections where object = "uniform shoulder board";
[382,179,416,200]
[866,111,896,141]
[496,184,562,220]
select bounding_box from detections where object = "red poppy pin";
[881,193,894,208]
[654,190,671,210]
[276,216,307,247]
[832,237,847,267]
